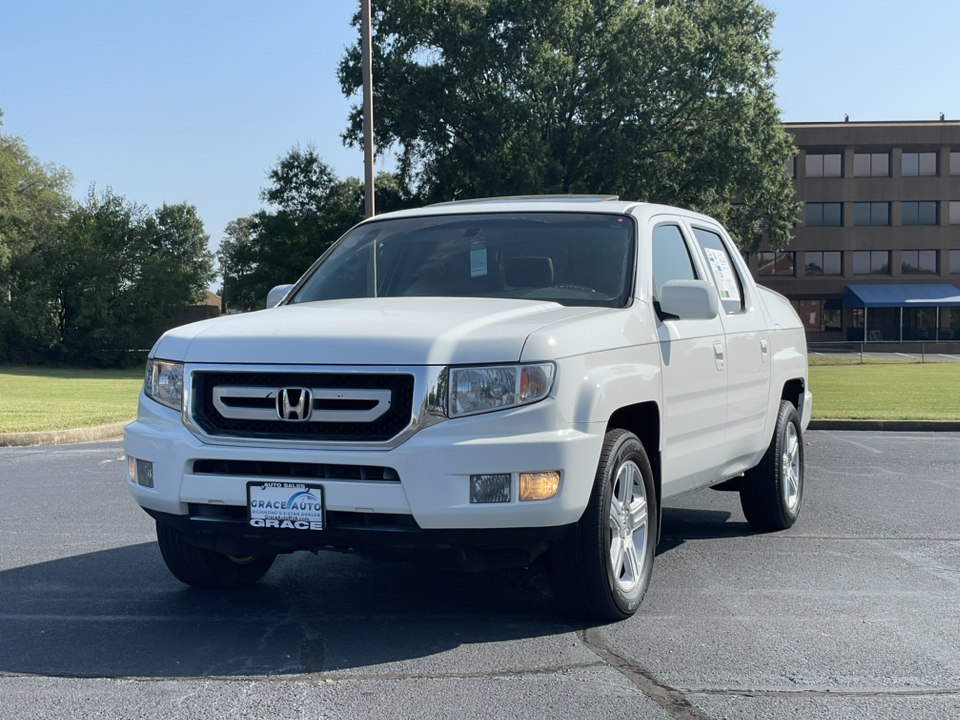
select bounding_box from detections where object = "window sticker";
[470,245,488,278]
[703,247,742,303]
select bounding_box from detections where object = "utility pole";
[361,0,375,218]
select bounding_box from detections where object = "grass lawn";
[0,366,143,434]
[1,361,957,433]
[809,363,960,421]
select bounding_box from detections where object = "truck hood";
[153,297,605,366]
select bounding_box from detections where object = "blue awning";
[845,284,960,309]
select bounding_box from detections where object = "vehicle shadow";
[0,542,567,679]
[0,506,755,679]
[656,505,755,555]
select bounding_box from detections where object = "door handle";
[714,341,725,371]
[760,338,769,363]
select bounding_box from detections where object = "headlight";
[144,359,184,412]
[449,363,555,418]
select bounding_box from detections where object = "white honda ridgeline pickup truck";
[125,196,811,621]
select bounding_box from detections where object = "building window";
[805,203,842,227]
[805,251,842,276]
[806,153,842,178]
[853,153,889,177]
[866,308,901,342]
[784,157,795,178]
[851,308,864,329]
[854,251,889,275]
[902,152,937,177]
[950,201,960,225]
[950,249,960,274]
[903,307,939,341]
[757,252,795,276]
[951,152,960,176]
[902,250,938,275]
[902,201,938,226]
[945,308,960,340]
[853,202,889,226]
[791,300,842,332]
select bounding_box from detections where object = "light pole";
[361,0,375,218]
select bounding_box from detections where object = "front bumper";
[124,389,606,533]
[144,507,575,570]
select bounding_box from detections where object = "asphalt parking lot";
[1,431,958,719]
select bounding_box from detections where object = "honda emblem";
[277,388,312,421]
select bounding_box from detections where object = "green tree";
[37,188,146,365]
[30,189,216,366]
[0,110,216,366]
[135,202,217,316]
[218,216,260,313]
[338,0,798,249]
[219,145,414,312]
[0,111,74,279]
[0,110,75,361]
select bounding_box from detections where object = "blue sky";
[3,0,958,279]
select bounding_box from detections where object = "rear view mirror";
[659,280,719,320]
[266,284,295,309]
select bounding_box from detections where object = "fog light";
[519,472,560,501]
[135,459,154,488]
[470,474,511,503]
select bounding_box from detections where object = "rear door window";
[691,227,744,314]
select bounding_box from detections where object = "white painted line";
[832,434,883,455]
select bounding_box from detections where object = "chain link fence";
[808,341,960,365]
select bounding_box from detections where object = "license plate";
[247,482,325,530]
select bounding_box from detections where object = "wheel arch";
[756,376,806,451]
[781,377,805,413]
[606,401,662,541]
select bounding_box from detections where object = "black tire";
[547,430,658,621]
[156,521,276,589]
[740,400,804,531]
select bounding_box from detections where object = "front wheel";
[547,430,658,621]
[156,521,276,589]
[739,400,804,531]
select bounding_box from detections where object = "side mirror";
[266,284,295,309]
[659,280,719,320]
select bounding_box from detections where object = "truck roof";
[362,196,722,226]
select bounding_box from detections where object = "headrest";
[506,256,554,287]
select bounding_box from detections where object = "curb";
[808,419,960,432]
[0,421,132,448]
[1,419,957,448]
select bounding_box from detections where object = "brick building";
[749,120,960,343]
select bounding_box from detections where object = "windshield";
[290,212,635,308]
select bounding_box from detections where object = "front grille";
[193,459,400,482]
[191,371,415,442]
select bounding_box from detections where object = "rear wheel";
[156,521,276,588]
[547,430,658,621]
[740,400,804,530]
